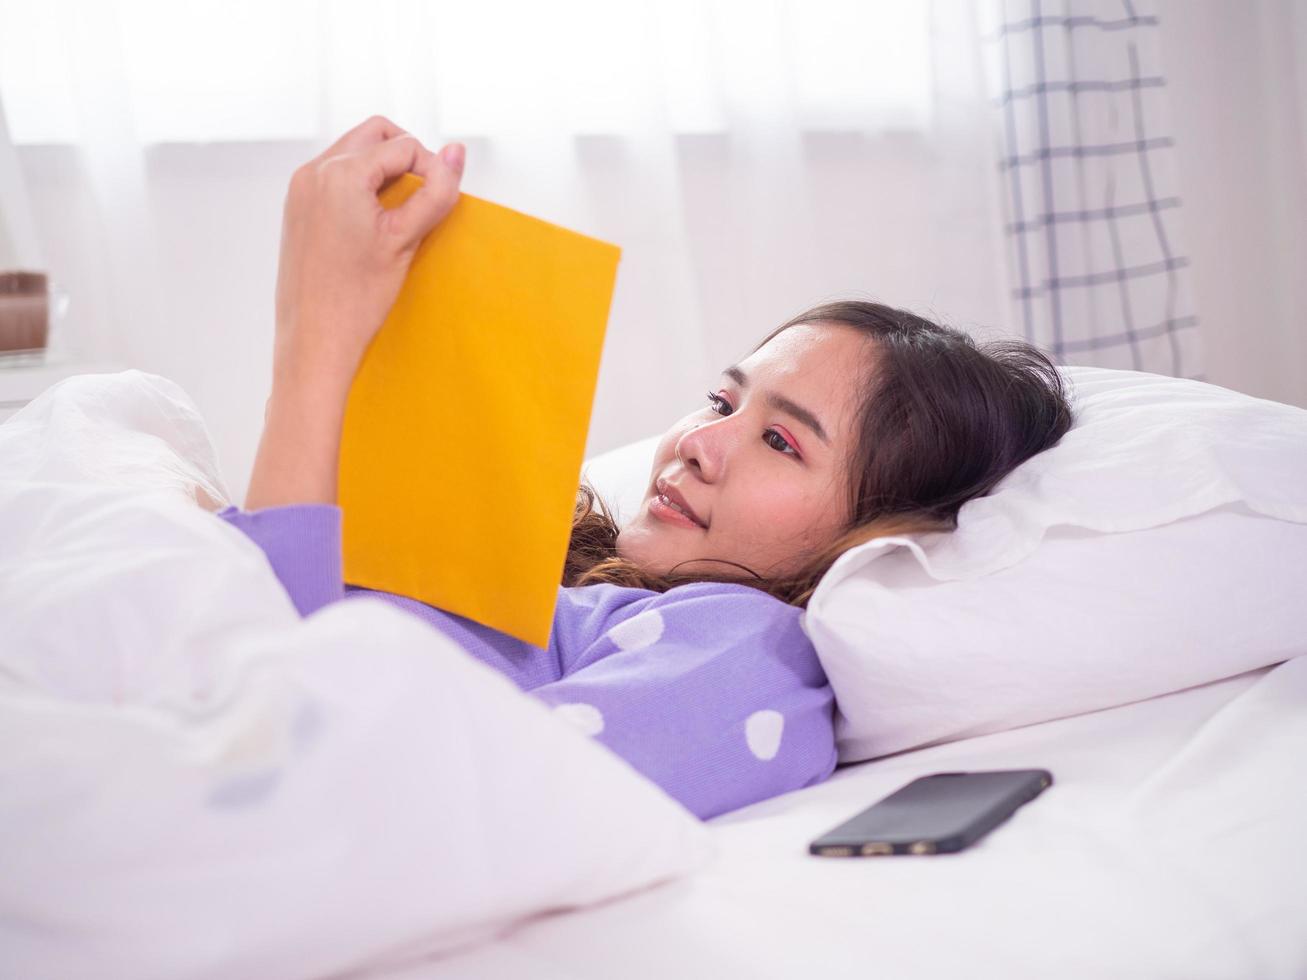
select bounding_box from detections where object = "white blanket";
[0,370,709,980]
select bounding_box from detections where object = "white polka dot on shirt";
[608,608,665,651]
[554,702,605,736]
[745,710,785,760]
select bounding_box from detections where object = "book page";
[339,174,620,647]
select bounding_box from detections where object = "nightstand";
[0,356,129,423]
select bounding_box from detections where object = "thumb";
[387,142,465,250]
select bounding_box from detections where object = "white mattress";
[373,657,1307,980]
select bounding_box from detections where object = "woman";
[217,117,1073,819]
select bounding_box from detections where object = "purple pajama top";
[215,503,838,819]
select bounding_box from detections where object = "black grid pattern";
[988,0,1204,378]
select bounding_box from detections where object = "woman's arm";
[244,115,465,510]
[245,369,354,510]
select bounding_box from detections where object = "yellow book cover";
[338,174,621,648]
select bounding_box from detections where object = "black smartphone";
[808,769,1053,857]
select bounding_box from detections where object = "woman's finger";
[359,132,431,193]
[384,143,465,250]
[317,115,407,163]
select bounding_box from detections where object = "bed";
[375,658,1307,980]
[2,367,1304,980]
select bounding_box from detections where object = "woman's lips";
[650,492,706,530]
[650,475,711,530]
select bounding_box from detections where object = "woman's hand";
[272,115,465,391]
[244,117,464,512]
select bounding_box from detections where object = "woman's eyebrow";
[723,365,830,446]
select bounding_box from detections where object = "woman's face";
[617,322,870,578]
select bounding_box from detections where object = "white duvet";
[0,370,709,980]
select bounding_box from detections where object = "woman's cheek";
[748,486,806,534]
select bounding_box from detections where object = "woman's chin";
[612,522,636,563]
[614,520,664,572]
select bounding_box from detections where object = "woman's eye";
[706,391,732,416]
[705,392,797,456]
[764,429,797,455]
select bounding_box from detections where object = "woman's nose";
[677,418,740,482]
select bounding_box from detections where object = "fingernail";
[441,142,465,175]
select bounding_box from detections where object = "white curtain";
[0,0,1013,499]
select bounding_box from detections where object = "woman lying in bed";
[215,117,1073,819]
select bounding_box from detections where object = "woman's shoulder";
[559,579,801,619]
[554,580,808,657]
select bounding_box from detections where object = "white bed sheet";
[374,656,1307,980]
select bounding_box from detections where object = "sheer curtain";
[0,0,1011,499]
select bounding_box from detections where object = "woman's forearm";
[244,366,353,510]
[240,116,463,512]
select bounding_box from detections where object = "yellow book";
[338,174,621,648]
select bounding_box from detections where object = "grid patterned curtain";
[986,0,1204,379]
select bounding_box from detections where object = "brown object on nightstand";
[0,271,49,354]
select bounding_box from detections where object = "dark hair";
[563,300,1074,607]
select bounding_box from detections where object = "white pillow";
[582,433,661,525]
[583,367,1307,762]
[0,371,709,979]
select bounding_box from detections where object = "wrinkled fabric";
[0,369,715,980]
